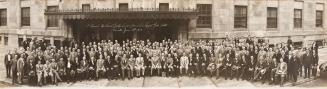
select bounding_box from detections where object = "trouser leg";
[6,65,10,77]
[12,70,17,85]
[292,72,298,82]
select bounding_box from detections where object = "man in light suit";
[17,55,25,84]
[276,57,287,87]
[180,53,189,75]
[135,53,145,77]
[96,55,105,80]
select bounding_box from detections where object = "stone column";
[50,37,54,46]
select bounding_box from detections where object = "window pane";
[119,3,128,11]
[294,9,302,18]
[267,7,278,28]
[196,4,212,28]
[316,11,323,27]
[4,36,8,45]
[47,6,59,27]
[235,6,247,28]
[0,9,6,26]
[268,7,277,17]
[159,3,169,11]
[82,4,90,11]
[21,7,30,26]
[294,9,302,28]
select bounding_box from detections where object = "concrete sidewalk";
[0,47,327,87]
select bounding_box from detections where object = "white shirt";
[8,55,11,61]
[67,62,71,68]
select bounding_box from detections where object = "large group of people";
[3,35,320,87]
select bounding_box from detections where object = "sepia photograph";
[0,0,327,88]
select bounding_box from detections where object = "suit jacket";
[303,53,312,67]
[312,54,319,65]
[67,61,77,71]
[202,56,209,66]
[223,57,232,68]
[80,60,89,70]
[4,54,11,66]
[26,62,36,76]
[17,58,25,73]
[289,56,299,73]
[58,61,66,73]
[96,59,105,71]
[247,59,256,71]
[36,56,45,64]
[89,59,97,70]
[104,58,111,69]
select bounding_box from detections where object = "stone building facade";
[0,0,326,49]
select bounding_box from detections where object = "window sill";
[46,27,59,30]
[266,28,278,31]
[20,26,30,29]
[294,28,303,30]
[233,28,247,31]
[315,27,324,30]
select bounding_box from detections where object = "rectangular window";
[54,40,61,47]
[196,4,212,28]
[82,4,90,11]
[0,36,2,45]
[47,6,59,27]
[0,9,7,26]
[45,39,50,45]
[159,3,169,11]
[18,38,23,47]
[316,11,323,27]
[294,9,302,28]
[27,38,31,42]
[4,36,8,45]
[21,7,30,26]
[234,6,247,28]
[267,7,278,28]
[119,3,128,11]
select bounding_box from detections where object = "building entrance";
[69,19,186,43]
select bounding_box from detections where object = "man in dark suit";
[303,49,312,79]
[11,54,18,85]
[26,59,36,86]
[223,53,232,80]
[4,50,12,78]
[201,54,209,76]
[289,52,300,85]
[104,54,112,80]
[23,40,29,50]
[173,53,180,77]
[88,57,97,80]
[112,55,120,80]
[231,54,241,80]
[193,53,201,77]
[66,58,77,83]
[247,55,256,81]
